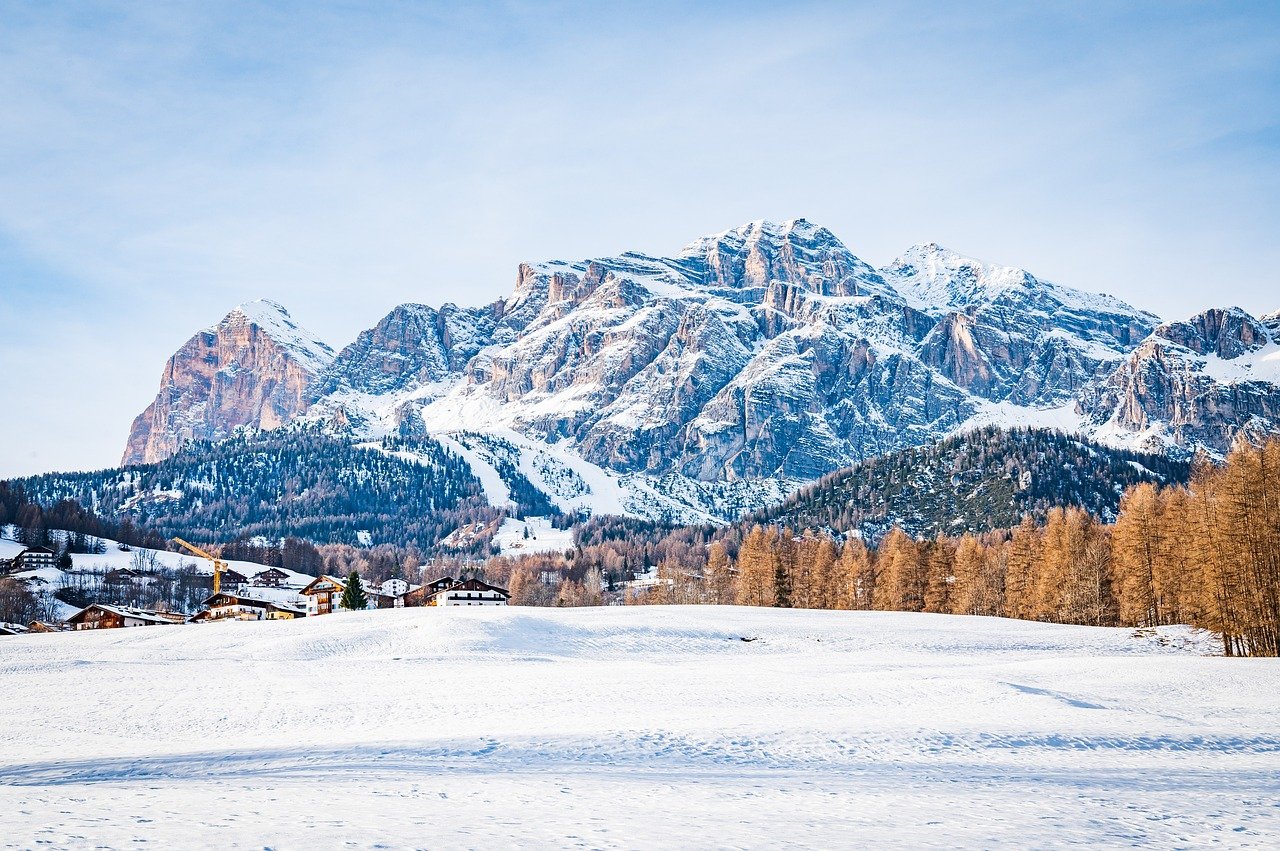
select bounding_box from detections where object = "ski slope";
[0,607,1276,848]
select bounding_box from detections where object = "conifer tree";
[923,537,955,614]
[736,526,777,607]
[832,537,868,609]
[704,541,734,605]
[339,570,369,610]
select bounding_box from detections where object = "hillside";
[0,607,1274,848]
[16,427,497,551]
[755,427,1190,539]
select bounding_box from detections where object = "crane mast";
[173,537,230,595]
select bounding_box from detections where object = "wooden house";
[27,620,70,634]
[425,578,510,607]
[103,567,143,586]
[66,604,186,630]
[195,592,306,622]
[299,575,346,615]
[0,622,30,636]
[4,546,56,575]
[404,575,455,607]
[221,568,251,587]
[251,567,290,587]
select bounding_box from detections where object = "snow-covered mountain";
[123,300,334,465]
[121,219,1280,520]
[1082,307,1280,455]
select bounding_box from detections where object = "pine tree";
[339,570,369,610]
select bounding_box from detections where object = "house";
[103,567,145,586]
[251,567,290,587]
[300,574,405,615]
[425,578,510,607]
[27,620,70,633]
[404,575,455,607]
[4,546,56,575]
[299,575,346,615]
[66,604,186,630]
[0,622,30,636]
[220,568,250,587]
[194,592,307,622]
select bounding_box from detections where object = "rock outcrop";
[122,300,334,465]
[1081,307,1280,455]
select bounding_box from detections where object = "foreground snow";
[0,607,1276,848]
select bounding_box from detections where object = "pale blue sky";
[2,1,1278,477]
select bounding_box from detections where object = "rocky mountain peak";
[219,299,335,374]
[119,220,1280,519]
[121,300,334,465]
[678,217,893,298]
[1154,306,1271,360]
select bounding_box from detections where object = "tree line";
[505,437,1280,657]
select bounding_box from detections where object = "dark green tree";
[339,570,369,611]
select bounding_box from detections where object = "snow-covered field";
[0,607,1276,849]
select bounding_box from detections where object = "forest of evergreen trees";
[12,427,501,552]
[756,427,1190,538]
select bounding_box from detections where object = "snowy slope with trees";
[0,606,1275,848]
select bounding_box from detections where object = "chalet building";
[27,620,70,633]
[193,592,306,622]
[381,577,410,597]
[300,574,406,615]
[425,578,510,607]
[4,546,56,574]
[251,567,290,587]
[66,604,186,630]
[299,575,345,615]
[103,567,154,586]
[220,568,250,587]
[403,576,455,607]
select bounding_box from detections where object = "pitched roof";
[427,577,510,600]
[67,604,184,625]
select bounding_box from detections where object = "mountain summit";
[122,300,334,465]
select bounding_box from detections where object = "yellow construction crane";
[173,537,230,595]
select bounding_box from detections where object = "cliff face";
[1080,307,1280,456]
[121,301,334,465]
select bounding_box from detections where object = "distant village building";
[425,578,510,607]
[299,575,345,615]
[220,568,251,587]
[404,576,455,607]
[103,567,144,586]
[193,592,306,622]
[66,604,186,630]
[381,578,410,597]
[251,567,290,587]
[3,546,56,575]
[0,622,30,636]
[27,620,70,634]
